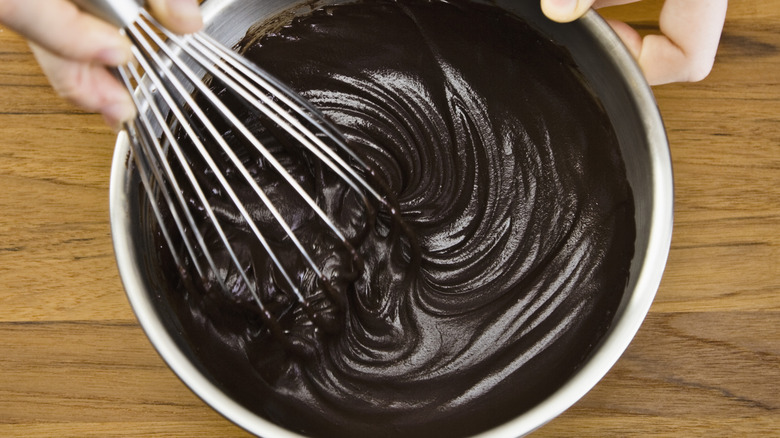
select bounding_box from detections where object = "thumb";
[541,0,596,23]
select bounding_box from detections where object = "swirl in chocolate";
[159,0,635,436]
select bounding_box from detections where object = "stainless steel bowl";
[109,0,672,436]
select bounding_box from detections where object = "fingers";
[540,0,727,85]
[0,0,132,65]
[638,0,728,84]
[0,0,203,130]
[30,43,136,130]
[146,0,203,34]
[0,0,202,64]
[1,0,135,127]
[606,19,642,59]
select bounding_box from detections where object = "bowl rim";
[109,4,672,437]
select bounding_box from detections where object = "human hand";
[540,0,728,85]
[0,0,202,130]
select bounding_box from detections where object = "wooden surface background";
[0,0,777,436]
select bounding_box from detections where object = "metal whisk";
[74,0,406,355]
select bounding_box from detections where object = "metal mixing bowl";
[109,0,672,436]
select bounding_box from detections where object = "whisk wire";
[125,32,295,309]
[127,20,337,311]
[191,30,385,208]
[107,4,421,354]
[125,61,245,297]
[124,41,306,346]
[198,29,420,261]
[119,62,217,284]
[146,13,374,248]
[123,111,189,271]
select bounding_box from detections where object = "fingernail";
[542,0,578,22]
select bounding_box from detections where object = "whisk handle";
[69,0,141,28]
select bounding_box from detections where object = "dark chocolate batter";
[157,0,635,436]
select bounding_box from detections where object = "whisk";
[73,0,408,355]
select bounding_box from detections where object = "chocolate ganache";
[156,0,635,436]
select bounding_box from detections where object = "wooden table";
[1,1,777,436]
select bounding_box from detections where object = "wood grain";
[0,0,777,436]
